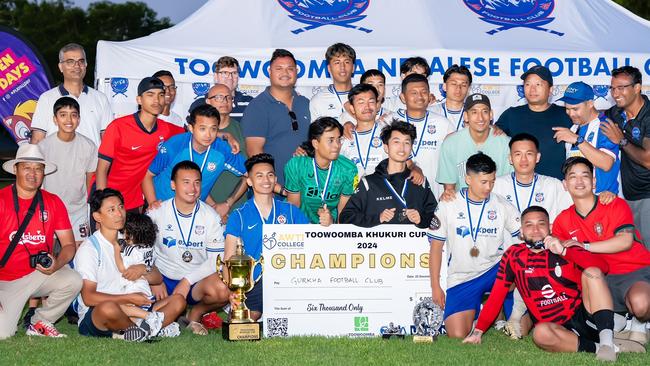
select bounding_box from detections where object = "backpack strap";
[88,235,102,267]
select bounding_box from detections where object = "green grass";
[0,321,648,366]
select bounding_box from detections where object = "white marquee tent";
[95,0,650,118]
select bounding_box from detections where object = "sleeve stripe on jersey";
[207,248,224,253]
[98,152,113,162]
[613,224,635,235]
[284,188,300,193]
[224,162,245,176]
[511,230,520,237]
[31,127,47,133]
[427,234,446,241]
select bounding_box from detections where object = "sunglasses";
[288,111,298,131]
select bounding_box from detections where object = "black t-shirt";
[605,95,650,201]
[496,103,572,180]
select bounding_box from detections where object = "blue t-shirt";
[225,198,309,278]
[241,87,310,185]
[567,113,620,194]
[149,132,246,201]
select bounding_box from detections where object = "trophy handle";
[253,255,264,284]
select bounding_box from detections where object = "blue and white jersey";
[148,199,224,283]
[149,132,246,201]
[309,84,349,121]
[426,189,520,289]
[339,120,389,177]
[430,100,465,131]
[225,198,309,278]
[565,113,621,194]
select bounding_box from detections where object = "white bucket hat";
[2,143,57,175]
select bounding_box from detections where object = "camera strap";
[0,186,43,268]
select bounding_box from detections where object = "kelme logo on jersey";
[463,0,563,37]
[110,77,128,98]
[277,0,372,35]
[192,82,210,100]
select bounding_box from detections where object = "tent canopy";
[96,0,650,87]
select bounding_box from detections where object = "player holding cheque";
[462,206,645,361]
[427,153,521,338]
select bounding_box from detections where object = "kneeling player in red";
[463,206,645,361]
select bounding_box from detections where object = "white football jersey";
[492,173,572,223]
[118,245,154,296]
[430,101,465,131]
[339,120,389,177]
[148,199,224,283]
[427,189,521,289]
[309,85,348,121]
[395,109,454,197]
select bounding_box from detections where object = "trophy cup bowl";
[216,239,264,340]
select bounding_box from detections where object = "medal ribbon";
[406,111,429,157]
[172,199,199,250]
[465,189,487,245]
[353,123,379,170]
[383,178,409,209]
[511,173,538,212]
[188,140,211,173]
[331,84,346,114]
[442,103,464,130]
[312,159,333,203]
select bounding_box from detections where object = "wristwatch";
[573,135,585,147]
[619,138,629,147]
[583,243,591,252]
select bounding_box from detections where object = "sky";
[69,0,209,24]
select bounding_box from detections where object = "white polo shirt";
[31,85,112,147]
[158,111,185,128]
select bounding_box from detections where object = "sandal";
[188,321,208,336]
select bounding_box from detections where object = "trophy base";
[412,335,437,343]
[222,321,262,341]
[382,334,406,340]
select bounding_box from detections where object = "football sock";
[593,309,614,347]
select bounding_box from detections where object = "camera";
[30,251,53,269]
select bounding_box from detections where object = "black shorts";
[606,266,650,313]
[78,307,112,338]
[245,278,263,314]
[562,303,599,342]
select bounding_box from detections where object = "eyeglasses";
[217,71,239,78]
[60,59,86,67]
[609,83,635,92]
[206,94,232,102]
[163,85,178,91]
[288,111,298,131]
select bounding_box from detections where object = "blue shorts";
[78,307,113,338]
[245,278,263,314]
[162,275,201,306]
[444,263,513,319]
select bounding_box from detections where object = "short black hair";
[380,120,416,144]
[401,73,429,94]
[612,66,642,85]
[53,96,80,115]
[347,83,378,104]
[443,64,472,84]
[152,70,173,79]
[400,57,430,76]
[89,188,124,214]
[325,43,356,64]
[171,160,202,181]
[509,133,539,150]
[300,117,343,158]
[245,153,275,173]
[561,156,594,176]
[521,205,549,221]
[188,103,220,126]
[270,48,296,65]
[466,152,496,175]
[360,69,385,84]
[123,212,157,248]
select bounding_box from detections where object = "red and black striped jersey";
[475,243,608,332]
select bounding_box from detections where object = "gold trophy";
[217,238,264,341]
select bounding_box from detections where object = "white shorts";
[70,205,90,242]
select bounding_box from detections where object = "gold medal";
[470,246,480,257]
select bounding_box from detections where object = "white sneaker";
[159,322,181,338]
[504,320,522,340]
[143,311,164,338]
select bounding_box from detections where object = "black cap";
[520,65,553,86]
[464,93,491,111]
[137,77,165,96]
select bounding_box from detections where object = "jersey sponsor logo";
[195,225,205,235]
[178,240,204,248]
[277,214,287,224]
[163,237,177,248]
[277,0,372,35]
[535,192,544,203]
[487,210,497,220]
[539,283,569,306]
[540,284,555,299]
[456,226,470,238]
[110,77,128,98]
[457,225,498,237]
[9,230,46,245]
[192,82,210,100]
[463,0,563,37]
[131,145,142,150]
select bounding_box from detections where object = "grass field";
[0,320,648,366]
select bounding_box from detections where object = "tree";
[2,0,172,85]
[614,0,650,20]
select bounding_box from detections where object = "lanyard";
[253,198,276,224]
[383,178,408,208]
[331,84,346,114]
[353,123,379,170]
[465,190,487,244]
[312,159,333,203]
[511,173,538,212]
[442,103,464,130]
[406,111,429,157]
[171,199,199,248]
[188,140,211,173]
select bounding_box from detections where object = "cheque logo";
[354,316,369,332]
[463,0,564,37]
[277,0,372,34]
[110,77,128,98]
[263,232,278,250]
